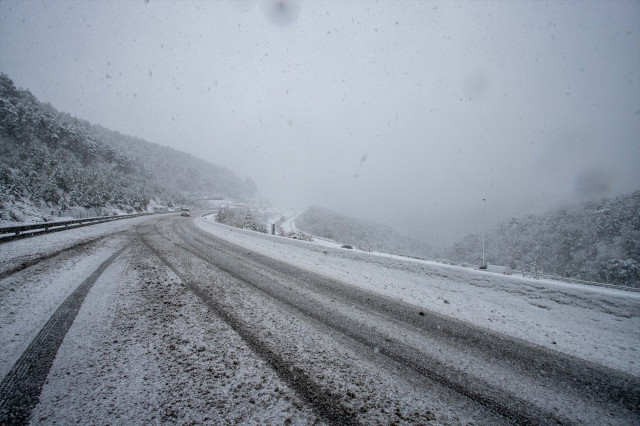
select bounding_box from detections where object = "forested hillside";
[0,74,256,221]
[296,206,433,257]
[447,191,640,286]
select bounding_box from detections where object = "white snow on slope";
[198,214,640,377]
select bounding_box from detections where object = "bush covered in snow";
[275,224,313,242]
[216,207,267,233]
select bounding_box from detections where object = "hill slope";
[0,74,256,221]
[447,191,640,286]
[296,206,433,258]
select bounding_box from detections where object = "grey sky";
[1,0,639,244]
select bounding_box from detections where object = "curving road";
[0,212,638,424]
[139,213,640,424]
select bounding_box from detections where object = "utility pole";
[482,198,486,266]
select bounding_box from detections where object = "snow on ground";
[0,215,155,275]
[0,198,70,227]
[198,214,640,377]
[1,211,637,423]
[0,235,130,381]
[0,199,169,228]
[276,211,299,234]
[280,212,344,248]
[0,216,159,381]
[0,213,321,423]
[28,243,318,424]
[244,207,344,249]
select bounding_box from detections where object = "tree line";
[0,74,256,219]
[447,191,640,286]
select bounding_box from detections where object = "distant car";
[341,244,353,249]
[480,264,512,275]
[180,208,190,217]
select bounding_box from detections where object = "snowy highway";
[1,212,639,424]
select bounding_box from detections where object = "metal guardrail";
[0,211,173,244]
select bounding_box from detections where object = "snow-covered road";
[197,214,640,377]
[1,212,638,424]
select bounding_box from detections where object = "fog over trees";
[296,206,433,258]
[0,1,638,286]
[0,74,256,220]
[1,1,638,244]
[296,195,640,287]
[447,191,640,286]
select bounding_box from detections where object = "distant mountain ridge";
[0,74,256,221]
[296,206,433,258]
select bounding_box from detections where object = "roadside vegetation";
[0,74,256,222]
[448,191,640,287]
[296,206,432,258]
[215,207,267,233]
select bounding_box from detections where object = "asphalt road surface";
[1,213,638,424]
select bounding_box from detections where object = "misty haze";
[1,1,639,424]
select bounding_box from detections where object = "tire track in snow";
[202,228,640,417]
[0,245,129,425]
[169,216,640,424]
[163,221,555,424]
[136,222,361,426]
[147,217,543,423]
[0,231,128,281]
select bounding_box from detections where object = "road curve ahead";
[136,213,640,425]
[1,212,638,424]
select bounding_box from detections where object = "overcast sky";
[1,0,639,244]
